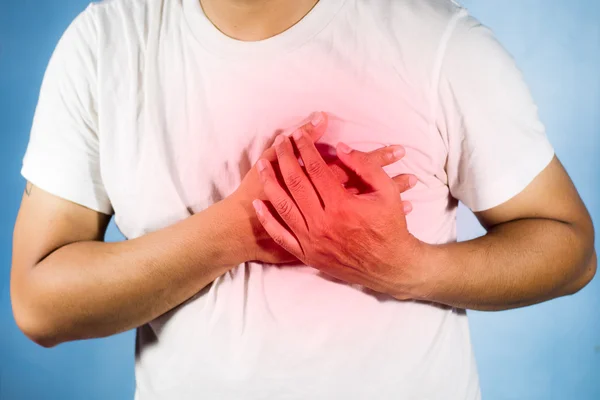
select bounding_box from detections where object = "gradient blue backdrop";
[0,1,598,399]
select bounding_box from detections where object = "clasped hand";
[252,112,423,299]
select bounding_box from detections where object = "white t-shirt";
[22,0,555,398]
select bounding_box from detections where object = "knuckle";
[271,233,286,247]
[274,197,294,217]
[285,173,305,192]
[305,159,325,177]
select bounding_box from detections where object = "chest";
[98,45,448,238]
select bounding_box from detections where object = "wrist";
[391,238,449,302]
[215,195,257,265]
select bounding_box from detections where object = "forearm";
[412,218,596,311]
[15,198,248,346]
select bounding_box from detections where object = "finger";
[328,145,406,185]
[391,174,418,194]
[335,142,396,195]
[263,111,329,161]
[367,145,406,168]
[273,134,323,218]
[257,159,307,235]
[284,111,329,145]
[292,129,345,206]
[252,199,303,257]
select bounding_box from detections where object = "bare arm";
[11,183,248,348]
[416,157,597,311]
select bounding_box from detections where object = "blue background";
[0,1,598,399]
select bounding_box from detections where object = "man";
[11,0,596,399]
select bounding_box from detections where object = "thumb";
[335,142,395,194]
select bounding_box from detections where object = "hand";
[252,129,423,299]
[229,112,416,265]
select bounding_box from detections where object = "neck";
[200,0,319,41]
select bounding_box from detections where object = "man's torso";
[89,0,480,398]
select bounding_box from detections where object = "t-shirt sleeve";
[21,5,113,215]
[436,11,555,213]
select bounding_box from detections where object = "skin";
[254,129,597,311]
[200,0,319,41]
[11,114,414,347]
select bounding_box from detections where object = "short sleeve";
[436,12,555,212]
[21,5,113,215]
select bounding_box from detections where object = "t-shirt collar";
[182,0,347,60]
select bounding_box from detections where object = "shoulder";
[351,0,470,90]
[84,0,179,42]
[361,0,467,46]
[364,0,464,24]
[87,0,164,19]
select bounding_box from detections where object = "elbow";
[12,301,61,348]
[564,216,597,295]
[27,333,60,349]
[13,307,61,348]
[11,286,61,348]
[566,249,597,296]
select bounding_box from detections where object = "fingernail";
[392,146,405,159]
[273,135,285,147]
[337,142,352,154]
[403,202,413,214]
[310,111,324,127]
[257,159,269,172]
[252,199,263,216]
[409,175,418,188]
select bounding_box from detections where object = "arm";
[251,11,596,311]
[414,157,597,311]
[11,116,326,348]
[11,8,246,347]
[12,115,409,348]
[11,183,248,348]
[252,134,595,311]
